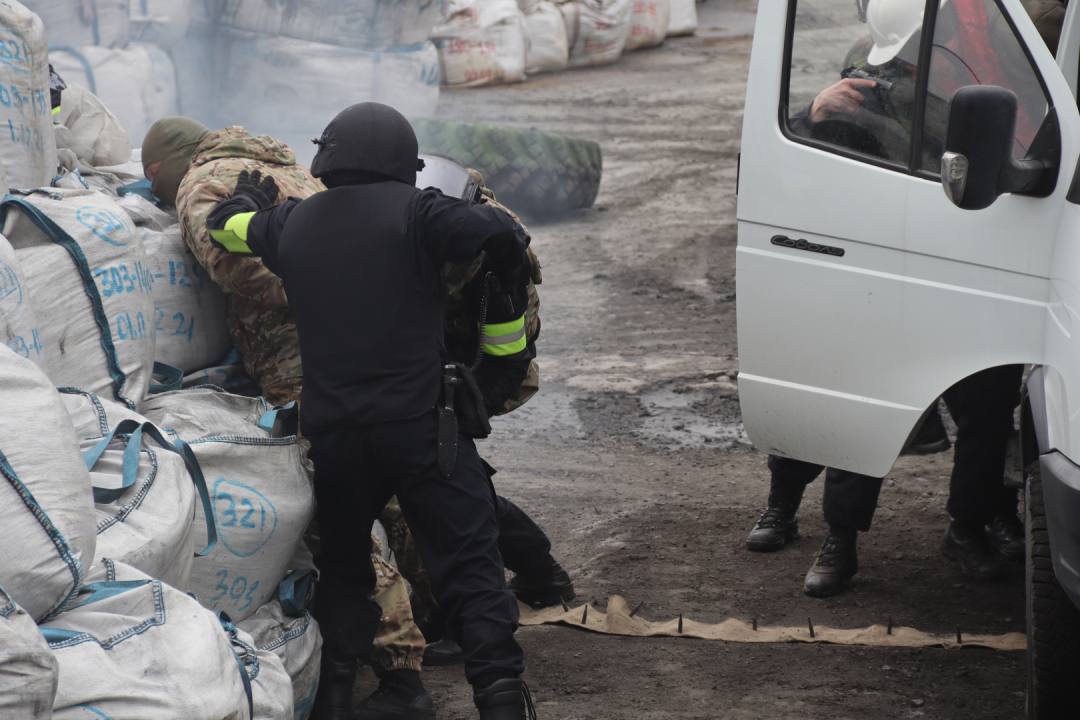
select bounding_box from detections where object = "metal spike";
[629,600,645,618]
[561,600,569,612]
[808,617,815,638]
[752,614,758,631]
[678,614,683,633]
[956,625,962,644]
[582,605,588,624]
[887,616,893,635]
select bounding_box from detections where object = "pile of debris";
[1,4,320,718]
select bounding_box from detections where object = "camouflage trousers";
[378,496,438,616]
[369,533,425,672]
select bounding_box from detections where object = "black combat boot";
[310,653,357,720]
[942,519,1004,579]
[985,514,1024,562]
[745,482,805,552]
[507,556,575,608]
[416,608,446,644]
[903,405,951,455]
[803,525,859,598]
[473,678,537,720]
[353,669,436,720]
[421,637,464,666]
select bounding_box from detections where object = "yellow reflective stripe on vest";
[208,212,256,255]
[52,105,61,116]
[481,316,527,356]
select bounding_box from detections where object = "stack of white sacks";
[434,0,697,86]
[0,4,321,718]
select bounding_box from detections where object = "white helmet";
[865,0,941,65]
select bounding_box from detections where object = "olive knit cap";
[142,117,212,207]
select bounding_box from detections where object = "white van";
[735,0,1080,716]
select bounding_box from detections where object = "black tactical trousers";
[768,454,884,532]
[307,411,524,688]
[941,364,1024,527]
[496,495,553,575]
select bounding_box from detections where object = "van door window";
[784,0,929,168]
[918,0,1051,172]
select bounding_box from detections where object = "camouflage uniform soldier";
[140,119,428,712]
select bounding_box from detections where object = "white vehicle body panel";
[735,0,1080,477]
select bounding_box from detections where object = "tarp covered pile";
[0,5,321,716]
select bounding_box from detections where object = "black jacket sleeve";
[412,188,528,271]
[206,195,303,277]
[473,343,534,417]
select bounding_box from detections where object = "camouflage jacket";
[176,127,324,404]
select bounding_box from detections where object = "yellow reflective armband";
[480,316,527,356]
[208,212,257,255]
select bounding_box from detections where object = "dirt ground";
[357,2,1029,716]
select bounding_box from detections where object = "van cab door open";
[736,0,1080,478]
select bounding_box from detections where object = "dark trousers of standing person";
[767,454,884,531]
[940,364,1024,526]
[496,495,552,574]
[308,410,524,688]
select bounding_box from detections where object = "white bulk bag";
[54,84,134,169]
[42,560,260,720]
[0,188,156,409]
[59,388,148,441]
[665,0,696,36]
[49,43,180,147]
[116,194,232,374]
[523,2,568,74]
[24,0,130,48]
[623,0,668,50]
[140,387,314,622]
[238,597,322,720]
[0,588,59,719]
[216,29,441,127]
[0,3,59,190]
[559,0,631,68]
[432,0,526,86]
[82,419,213,591]
[0,234,45,369]
[0,349,97,623]
[130,0,193,47]
[221,0,441,51]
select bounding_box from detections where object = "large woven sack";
[665,0,696,36]
[130,0,192,47]
[58,387,147,441]
[559,0,631,68]
[524,1,568,73]
[238,596,322,720]
[623,0,668,50]
[24,0,130,47]
[81,418,210,591]
[140,387,314,621]
[0,587,58,719]
[432,0,526,86]
[215,28,441,129]
[182,347,261,396]
[117,194,233,374]
[54,84,133,169]
[49,42,179,147]
[0,233,45,369]
[0,349,97,623]
[41,559,282,720]
[0,2,59,190]
[0,188,156,409]
[221,0,441,51]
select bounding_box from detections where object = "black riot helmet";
[310,103,425,185]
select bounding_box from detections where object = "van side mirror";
[941,85,1056,210]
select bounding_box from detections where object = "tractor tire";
[1025,460,1080,718]
[411,119,602,218]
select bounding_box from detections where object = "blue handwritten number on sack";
[213,478,278,557]
[209,568,260,612]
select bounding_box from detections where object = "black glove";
[486,258,530,325]
[234,169,279,209]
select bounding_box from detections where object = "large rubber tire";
[411,119,602,217]
[1025,460,1080,718]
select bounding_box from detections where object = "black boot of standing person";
[354,669,436,720]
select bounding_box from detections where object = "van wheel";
[1025,461,1080,718]
[411,119,602,217]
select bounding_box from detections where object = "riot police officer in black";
[205,103,536,720]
